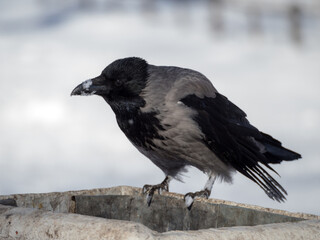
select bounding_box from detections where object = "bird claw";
[184,189,210,210]
[142,184,153,194]
[146,193,153,206]
[184,193,194,210]
[142,179,169,206]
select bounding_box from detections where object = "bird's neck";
[103,96,144,118]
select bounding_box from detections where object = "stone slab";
[74,195,219,232]
[1,204,319,240]
[0,186,318,221]
[74,195,304,232]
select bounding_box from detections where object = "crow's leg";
[142,176,172,206]
[184,175,216,210]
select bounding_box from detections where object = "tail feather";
[260,132,302,163]
[238,132,301,201]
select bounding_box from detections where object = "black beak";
[71,75,109,96]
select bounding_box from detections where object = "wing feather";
[181,93,300,201]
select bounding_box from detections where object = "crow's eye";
[115,79,122,87]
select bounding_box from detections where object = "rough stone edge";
[160,190,319,220]
[1,204,319,240]
[0,186,141,213]
[161,219,320,240]
[0,204,156,240]
[1,186,319,220]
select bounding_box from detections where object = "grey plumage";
[139,65,232,181]
[71,57,301,207]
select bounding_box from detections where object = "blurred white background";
[0,0,319,215]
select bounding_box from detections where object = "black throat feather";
[106,96,165,150]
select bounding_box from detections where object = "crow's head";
[71,57,148,103]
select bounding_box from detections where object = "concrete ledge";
[0,204,155,240]
[1,186,319,239]
[74,195,305,232]
[0,186,318,220]
[0,186,142,214]
[0,205,319,240]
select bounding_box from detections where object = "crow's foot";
[184,189,210,210]
[142,176,170,206]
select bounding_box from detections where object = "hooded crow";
[71,57,301,208]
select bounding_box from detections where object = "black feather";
[98,58,165,149]
[181,92,301,202]
[115,105,165,150]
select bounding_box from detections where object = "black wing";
[181,93,301,202]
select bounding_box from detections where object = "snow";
[80,90,96,96]
[184,195,194,208]
[82,79,92,91]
